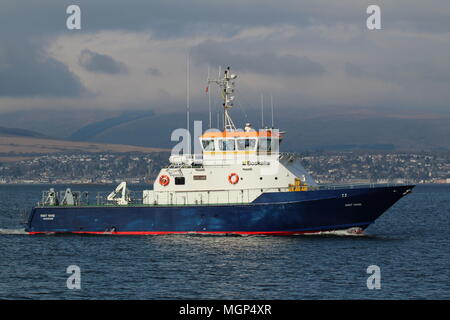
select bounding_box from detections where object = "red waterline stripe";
[28,230,325,236]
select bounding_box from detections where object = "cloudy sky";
[0,0,449,117]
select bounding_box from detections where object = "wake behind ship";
[25,67,414,235]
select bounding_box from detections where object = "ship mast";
[208,66,237,131]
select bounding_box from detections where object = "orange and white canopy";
[200,129,283,140]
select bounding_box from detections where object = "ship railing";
[168,154,203,168]
[95,191,143,206]
[169,153,285,168]
[315,182,412,190]
[153,187,292,206]
[36,189,143,207]
[148,183,403,206]
[279,152,300,161]
[38,190,90,207]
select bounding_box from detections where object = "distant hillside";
[75,112,209,149]
[0,109,124,138]
[68,110,155,141]
[59,110,450,152]
[0,126,47,138]
[1,108,450,152]
[0,136,168,156]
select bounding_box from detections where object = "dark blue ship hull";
[25,185,414,235]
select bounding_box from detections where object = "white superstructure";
[142,67,317,206]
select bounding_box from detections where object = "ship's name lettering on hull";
[242,161,270,166]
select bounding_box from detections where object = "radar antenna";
[208,66,237,131]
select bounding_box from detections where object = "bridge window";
[201,139,215,151]
[257,138,272,152]
[236,138,256,151]
[218,139,236,151]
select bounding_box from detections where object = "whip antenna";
[207,66,212,128]
[261,93,264,128]
[271,94,274,128]
[186,54,190,134]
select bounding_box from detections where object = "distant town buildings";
[0,152,168,184]
[299,151,450,184]
[0,151,449,185]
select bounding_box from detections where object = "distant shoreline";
[0,182,154,186]
[0,182,448,186]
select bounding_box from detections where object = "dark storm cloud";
[2,1,448,39]
[0,1,310,39]
[191,40,325,76]
[78,49,128,74]
[0,2,86,98]
[1,1,450,39]
[0,0,449,110]
[0,41,85,97]
[345,62,450,83]
[69,0,316,38]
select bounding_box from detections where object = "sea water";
[0,184,448,299]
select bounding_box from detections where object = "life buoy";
[228,173,239,184]
[159,175,170,186]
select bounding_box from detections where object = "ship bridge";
[145,66,315,206]
[200,128,283,156]
[201,126,282,162]
[168,127,284,167]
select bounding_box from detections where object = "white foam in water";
[303,227,366,236]
[0,228,365,237]
[0,228,28,235]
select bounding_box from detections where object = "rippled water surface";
[0,184,448,299]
